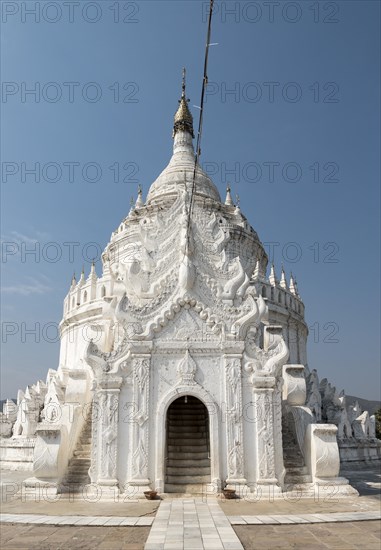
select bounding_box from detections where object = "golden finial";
[173,67,194,138]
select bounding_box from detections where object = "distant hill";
[0,398,16,411]
[345,396,381,416]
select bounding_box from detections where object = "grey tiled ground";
[1,464,380,548]
[234,519,381,549]
[0,524,151,549]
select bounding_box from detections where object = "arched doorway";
[165,395,211,492]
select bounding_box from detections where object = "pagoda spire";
[269,263,277,286]
[253,258,260,280]
[225,184,233,206]
[88,261,97,280]
[280,265,287,289]
[173,68,194,138]
[70,272,76,289]
[289,272,297,295]
[79,265,85,285]
[135,184,144,209]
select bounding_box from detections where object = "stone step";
[63,405,93,487]
[165,483,209,494]
[67,461,90,469]
[168,440,208,448]
[167,465,210,479]
[286,466,308,475]
[168,433,208,441]
[63,474,90,484]
[67,456,91,465]
[284,483,316,495]
[167,458,211,468]
[168,434,208,442]
[73,450,91,458]
[283,448,303,456]
[79,438,92,445]
[284,461,305,469]
[67,463,90,471]
[66,470,89,478]
[168,425,207,433]
[284,473,312,484]
[167,451,209,460]
[166,475,210,484]
[284,462,305,469]
[170,414,205,426]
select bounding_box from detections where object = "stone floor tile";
[254,515,279,524]
[240,516,264,525]
[103,517,126,526]
[270,515,299,524]
[136,517,154,526]
[227,516,245,524]
[83,517,111,526]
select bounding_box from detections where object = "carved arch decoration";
[116,295,224,340]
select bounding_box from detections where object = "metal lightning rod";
[186,0,215,246]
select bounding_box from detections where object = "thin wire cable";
[186,0,215,246]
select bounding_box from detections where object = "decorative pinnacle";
[225,184,233,206]
[280,265,287,289]
[135,185,144,208]
[289,272,297,295]
[269,263,277,286]
[89,261,97,279]
[173,67,194,138]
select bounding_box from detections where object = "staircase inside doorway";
[165,396,211,493]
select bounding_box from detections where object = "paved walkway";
[144,498,244,550]
[228,510,381,524]
[0,514,153,526]
[1,508,380,528]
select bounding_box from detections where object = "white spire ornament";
[225,185,233,206]
[135,185,144,209]
[269,263,277,286]
[280,266,287,289]
[289,272,297,295]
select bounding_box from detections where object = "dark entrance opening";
[165,395,211,493]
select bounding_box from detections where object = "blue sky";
[1,0,380,400]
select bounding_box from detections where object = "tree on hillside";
[375,408,381,440]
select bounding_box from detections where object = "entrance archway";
[165,395,211,492]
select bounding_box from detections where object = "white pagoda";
[1,75,379,499]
